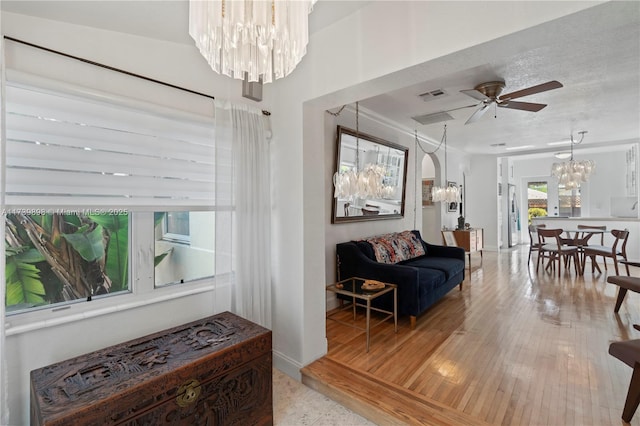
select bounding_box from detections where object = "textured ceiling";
[358,2,640,156]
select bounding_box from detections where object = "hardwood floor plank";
[308,246,640,425]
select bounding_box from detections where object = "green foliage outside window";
[528,207,547,224]
[5,212,128,312]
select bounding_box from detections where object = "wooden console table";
[30,312,272,426]
[452,228,484,272]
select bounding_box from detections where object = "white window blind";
[4,79,216,210]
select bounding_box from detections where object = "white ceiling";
[2,1,638,157]
[358,2,640,156]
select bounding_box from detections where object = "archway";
[419,151,442,244]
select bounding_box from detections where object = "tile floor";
[273,368,375,426]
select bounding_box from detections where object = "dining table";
[559,228,606,273]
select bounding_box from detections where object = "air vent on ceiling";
[418,89,448,102]
[412,111,454,126]
[490,143,507,147]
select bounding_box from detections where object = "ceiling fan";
[460,80,563,124]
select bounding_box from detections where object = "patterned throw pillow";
[366,231,425,264]
[395,230,426,260]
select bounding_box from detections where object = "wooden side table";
[453,228,484,273]
[326,277,397,352]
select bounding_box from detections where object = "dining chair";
[527,224,545,266]
[608,260,640,313]
[536,228,580,277]
[581,229,630,276]
[609,324,640,423]
[575,224,607,272]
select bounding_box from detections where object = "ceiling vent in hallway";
[412,111,454,126]
[418,88,448,102]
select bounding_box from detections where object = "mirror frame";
[331,125,409,223]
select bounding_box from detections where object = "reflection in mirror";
[332,126,408,223]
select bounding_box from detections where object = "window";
[5,212,129,314]
[527,181,548,223]
[558,185,582,217]
[4,73,218,317]
[162,212,191,244]
[154,211,215,287]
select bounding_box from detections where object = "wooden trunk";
[30,311,272,426]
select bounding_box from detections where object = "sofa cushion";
[365,231,426,264]
[402,256,465,281]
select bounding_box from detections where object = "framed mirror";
[332,126,408,223]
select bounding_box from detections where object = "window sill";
[5,282,217,337]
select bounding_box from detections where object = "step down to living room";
[301,357,490,426]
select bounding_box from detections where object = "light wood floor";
[302,245,640,426]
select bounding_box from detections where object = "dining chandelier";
[550,131,594,189]
[333,103,393,200]
[431,125,461,203]
[188,0,317,83]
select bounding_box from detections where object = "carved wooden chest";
[30,311,272,425]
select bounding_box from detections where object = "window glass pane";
[558,185,582,217]
[5,212,129,314]
[154,211,215,287]
[166,212,190,236]
[527,181,548,223]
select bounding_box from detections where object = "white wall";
[1,1,603,423]
[466,155,500,251]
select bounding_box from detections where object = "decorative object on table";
[422,179,435,206]
[550,131,595,189]
[189,0,317,83]
[430,125,461,203]
[330,103,408,223]
[457,215,465,230]
[362,279,386,290]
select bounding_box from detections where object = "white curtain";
[215,101,272,329]
[1,36,9,425]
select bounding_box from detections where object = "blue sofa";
[336,230,465,329]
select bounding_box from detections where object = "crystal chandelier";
[333,103,393,201]
[189,0,317,83]
[551,131,594,189]
[431,125,461,203]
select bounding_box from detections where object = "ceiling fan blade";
[460,89,489,102]
[465,102,491,125]
[499,80,563,100]
[499,100,547,112]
